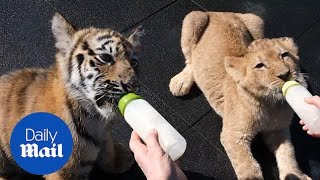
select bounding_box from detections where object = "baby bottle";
[282,81,320,134]
[118,93,187,161]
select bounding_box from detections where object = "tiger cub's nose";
[121,79,139,93]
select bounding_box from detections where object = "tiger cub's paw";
[111,142,134,173]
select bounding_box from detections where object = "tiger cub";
[0,13,142,179]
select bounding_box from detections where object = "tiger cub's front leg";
[45,162,94,180]
[0,148,23,180]
[45,140,99,180]
[96,131,133,173]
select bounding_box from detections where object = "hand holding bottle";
[282,81,320,135]
[299,95,320,138]
[129,130,187,180]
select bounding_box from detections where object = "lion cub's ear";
[52,13,76,56]
[225,56,246,82]
[278,37,298,56]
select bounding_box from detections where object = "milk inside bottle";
[118,93,187,160]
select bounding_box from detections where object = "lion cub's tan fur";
[170,11,310,180]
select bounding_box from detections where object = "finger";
[129,131,148,163]
[146,129,165,155]
[306,130,320,138]
[302,125,309,131]
[305,95,320,108]
[299,120,305,125]
[129,131,147,154]
[307,130,313,136]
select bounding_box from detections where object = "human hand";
[129,130,187,180]
[299,95,320,138]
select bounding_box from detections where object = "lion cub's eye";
[255,63,265,69]
[280,51,289,60]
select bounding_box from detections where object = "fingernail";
[151,129,157,135]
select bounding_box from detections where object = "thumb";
[146,129,165,155]
[305,96,320,108]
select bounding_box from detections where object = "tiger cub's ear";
[52,13,76,56]
[126,26,144,56]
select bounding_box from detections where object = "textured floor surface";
[1,0,320,179]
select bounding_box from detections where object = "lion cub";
[170,11,310,180]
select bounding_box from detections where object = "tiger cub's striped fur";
[0,13,142,179]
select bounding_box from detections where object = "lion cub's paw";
[111,142,134,173]
[169,71,194,96]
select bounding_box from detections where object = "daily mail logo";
[10,113,72,175]
[20,129,63,158]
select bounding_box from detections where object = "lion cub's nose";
[277,71,290,81]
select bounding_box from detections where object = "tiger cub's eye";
[131,58,138,67]
[99,54,114,65]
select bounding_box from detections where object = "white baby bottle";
[282,81,320,134]
[118,93,187,161]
